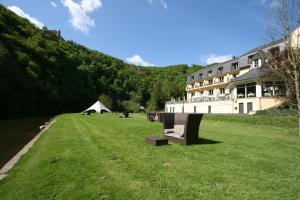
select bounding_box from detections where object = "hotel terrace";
[165,27,300,114]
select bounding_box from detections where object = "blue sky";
[0,0,278,66]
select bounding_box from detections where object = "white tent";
[82,101,111,114]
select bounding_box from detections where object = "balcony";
[166,94,234,105]
[214,79,225,84]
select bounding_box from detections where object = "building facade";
[165,30,300,114]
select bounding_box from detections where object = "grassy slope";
[0,114,299,200]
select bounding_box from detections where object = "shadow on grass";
[194,138,222,145]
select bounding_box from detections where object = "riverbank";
[0,113,299,199]
[0,120,55,180]
[0,117,52,168]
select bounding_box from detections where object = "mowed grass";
[0,113,300,200]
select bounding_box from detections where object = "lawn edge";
[0,120,56,181]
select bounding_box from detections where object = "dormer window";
[191,76,194,80]
[199,73,203,79]
[217,67,223,74]
[248,55,254,64]
[254,60,259,68]
[231,62,239,70]
[207,70,212,77]
[253,59,261,68]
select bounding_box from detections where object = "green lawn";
[0,113,299,200]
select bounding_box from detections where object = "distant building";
[165,27,300,114]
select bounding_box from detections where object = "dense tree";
[98,94,113,110]
[0,5,204,118]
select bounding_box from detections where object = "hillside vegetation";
[0,5,204,118]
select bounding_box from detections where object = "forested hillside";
[0,4,204,118]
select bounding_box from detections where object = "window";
[220,88,225,94]
[191,93,195,97]
[219,77,224,83]
[209,90,213,96]
[208,70,212,77]
[237,84,246,98]
[262,81,285,97]
[200,82,203,87]
[191,84,195,88]
[208,80,213,85]
[254,59,259,68]
[231,62,239,70]
[233,74,237,78]
[246,83,256,97]
[200,91,204,95]
[217,67,224,74]
[237,83,256,98]
[191,76,194,80]
[269,46,280,57]
[248,55,254,64]
[199,73,203,79]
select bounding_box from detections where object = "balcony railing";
[166,94,234,104]
[187,81,225,90]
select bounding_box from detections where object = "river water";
[0,116,51,168]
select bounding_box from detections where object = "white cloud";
[8,5,44,29]
[203,54,233,65]
[51,2,57,8]
[61,0,102,33]
[148,0,167,10]
[81,0,102,12]
[126,54,155,66]
[160,0,168,10]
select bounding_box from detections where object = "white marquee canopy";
[82,101,111,113]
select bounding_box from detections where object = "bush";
[121,100,140,113]
[255,102,297,116]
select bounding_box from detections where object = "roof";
[186,38,287,84]
[187,57,239,84]
[227,67,280,88]
[230,68,263,82]
[241,38,286,56]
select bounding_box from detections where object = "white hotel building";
[165,28,300,114]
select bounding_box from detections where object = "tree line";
[0,5,203,118]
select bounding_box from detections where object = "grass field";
[0,113,299,200]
